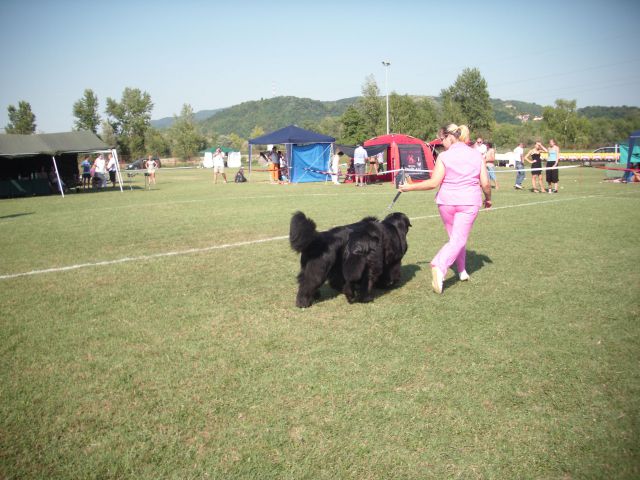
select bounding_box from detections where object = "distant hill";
[150,96,638,135]
[151,109,222,129]
[578,105,640,120]
[198,96,358,138]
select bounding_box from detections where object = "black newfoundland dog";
[289,211,411,307]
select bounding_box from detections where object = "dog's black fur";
[342,212,412,303]
[289,211,411,307]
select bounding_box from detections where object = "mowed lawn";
[1,166,638,479]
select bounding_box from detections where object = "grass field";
[1,166,639,479]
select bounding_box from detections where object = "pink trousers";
[431,204,480,276]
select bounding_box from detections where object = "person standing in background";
[212,148,227,184]
[545,139,560,193]
[513,142,525,190]
[484,142,499,190]
[331,150,343,185]
[353,143,368,187]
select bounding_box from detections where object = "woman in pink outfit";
[398,123,492,294]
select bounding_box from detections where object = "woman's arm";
[398,160,445,192]
[524,148,534,163]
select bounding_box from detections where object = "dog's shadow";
[314,263,422,305]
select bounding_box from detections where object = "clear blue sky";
[1,0,639,133]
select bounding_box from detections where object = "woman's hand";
[484,199,492,209]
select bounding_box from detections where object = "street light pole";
[382,61,391,135]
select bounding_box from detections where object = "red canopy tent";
[364,134,436,183]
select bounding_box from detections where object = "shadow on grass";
[313,263,422,305]
[414,249,493,288]
[0,212,34,220]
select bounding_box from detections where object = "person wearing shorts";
[484,142,499,190]
[212,148,227,184]
[80,155,92,189]
[353,143,368,187]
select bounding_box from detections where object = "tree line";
[4,68,640,160]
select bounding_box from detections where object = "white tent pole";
[51,155,64,198]
[112,148,124,192]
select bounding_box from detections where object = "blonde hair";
[442,123,470,143]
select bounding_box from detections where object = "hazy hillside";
[197,96,358,138]
[150,96,637,136]
[151,109,222,129]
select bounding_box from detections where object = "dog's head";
[383,212,412,236]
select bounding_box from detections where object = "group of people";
[79,153,158,190]
[472,137,561,194]
[513,139,560,193]
[79,153,119,189]
[335,145,385,187]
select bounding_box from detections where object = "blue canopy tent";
[247,125,335,183]
[622,129,640,167]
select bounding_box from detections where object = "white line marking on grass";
[0,194,606,281]
[409,194,596,221]
[0,236,288,281]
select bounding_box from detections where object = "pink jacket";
[435,142,483,206]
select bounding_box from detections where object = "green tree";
[99,121,117,149]
[339,105,367,145]
[145,127,170,158]
[72,89,100,133]
[106,87,154,157]
[440,68,493,133]
[542,99,590,148]
[387,94,440,140]
[359,75,383,138]
[5,101,36,134]
[168,104,205,160]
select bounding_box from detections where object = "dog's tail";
[289,211,318,253]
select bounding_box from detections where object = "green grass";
[1,167,639,479]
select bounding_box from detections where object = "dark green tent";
[0,131,112,197]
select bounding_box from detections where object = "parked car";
[126,157,161,170]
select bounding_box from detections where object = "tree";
[168,104,205,160]
[339,105,367,145]
[359,75,383,138]
[440,68,493,134]
[144,127,170,158]
[5,101,36,134]
[72,89,100,133]
[106,87,154,158]
[387,94,440,140]
[542,99,590,148]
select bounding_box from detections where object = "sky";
[1,0,639,133]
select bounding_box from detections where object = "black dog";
[342,212,411,303]
[289,211,411,307]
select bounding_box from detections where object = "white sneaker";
[459,271,470,281]
[431,266,443,294]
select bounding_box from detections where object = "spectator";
[484,142,499,190]
[145,154,158,185]
[398,123,491,294]
[524,141,545,192]
[513,142,525,190]
[212,148,227,184]
[331,150,343,185]
[474,137,487,158]
[545,139,560,193]
[269,148,279,184]
[106,152,118,188]
[80,155,92,189]
[376,151,385,173]
[93,154,107,188]
[353,143,368,187]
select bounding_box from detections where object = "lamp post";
[382,61,391,135]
